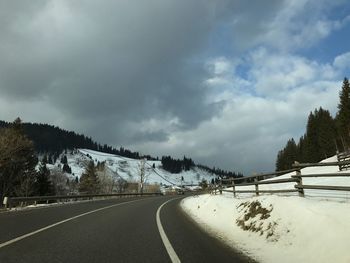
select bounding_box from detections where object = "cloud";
[0,0,349,175]
[227,0,350,51]
[135,49,343,174]
[334,52,350,70]
[0,0,227,135]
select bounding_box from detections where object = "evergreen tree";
[335,78,350,150]
[42,154,48,164]
[0,118,38,199]
[275,138,297,171]
[62,163,72,174]
[36,163,55,196]
[79,161,99,194]
[318,108,337,158]
[61,155,68,164]
[305,110,320,162]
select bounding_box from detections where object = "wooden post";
[294,161,304,197]
[232,179,236,198]
[2,197,8,209]
[254,178,259,196]
[219,179,222,195]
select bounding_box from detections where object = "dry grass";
[236,200,278,240]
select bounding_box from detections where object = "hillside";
[0,120,145,159]
[49,148,214,188]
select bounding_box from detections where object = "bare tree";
[50,167,70,195]
[138,158,149,194]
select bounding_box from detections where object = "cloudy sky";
[1,0,350,174]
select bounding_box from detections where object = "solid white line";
[156,198,182,263]
[0,199,142,249]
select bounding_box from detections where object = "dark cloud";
[0,1,232,135]
[0,0,347,174]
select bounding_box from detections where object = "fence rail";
[215,158,350,198]
[2,192,162,209]
[337,151,350,171]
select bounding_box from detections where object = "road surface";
[0,195,254,262]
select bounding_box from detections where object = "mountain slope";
[52,148,214,188]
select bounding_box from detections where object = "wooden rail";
[215,158,350,198]
[337,151,350,171]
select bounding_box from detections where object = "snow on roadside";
[181,194,350,263]
[181,156,350,263]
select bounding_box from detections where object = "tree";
[335,78,350,150]
[199,179,208,189]
[35,163,55,196]
[0,118,38,199]
[61,155,68,164]
[138,159,148,194]
[275,138,297,171]
[305,108,337,162]
[50,167,69,195]
[79,161,99,194]
[62,163,72,174]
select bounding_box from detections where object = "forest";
[276,78,350,171]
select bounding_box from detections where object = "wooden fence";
[337,151,350,171]
[216,159,350,198]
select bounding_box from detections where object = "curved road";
[0,195,254,262]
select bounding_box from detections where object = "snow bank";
[181,156,350,263]
[181,194,350,263]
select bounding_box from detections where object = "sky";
[0,0,349,174]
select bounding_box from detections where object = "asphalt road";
[0,195,254,263]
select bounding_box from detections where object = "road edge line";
[156,198,182,263]
[0,199,142,249]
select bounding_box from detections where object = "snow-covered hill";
[50,148,214,188]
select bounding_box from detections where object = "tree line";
[0,121,155,161]
[197,164,243,179]
[276,78,350,171]
[161,156,195,173]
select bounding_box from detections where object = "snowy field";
[181,156,350,263]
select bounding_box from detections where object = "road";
[0,195,254,262]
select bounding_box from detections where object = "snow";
[50,148,214,187]
[181,156,350,263]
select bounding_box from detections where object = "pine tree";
[305,110,320,162]
[275,138,298,171]
[318,108,337,158]
[0,118,38,199]
[36,163,55,196]
[335,78,350,150]
[62,163,72,174]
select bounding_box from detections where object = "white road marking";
[156,198,182,263]
[0,199,143,249]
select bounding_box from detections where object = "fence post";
[3,196,8,209]
[254,178,259,196]
[294,162,304,197]
[232,179,236,198]
[219,179,222,194]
